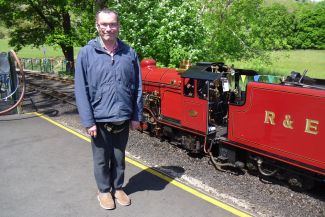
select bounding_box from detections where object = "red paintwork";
[141,59,181,93]
[228,82,325,175]
[181,79,208,133]
[140,58,157,68]
[141,59,208,133]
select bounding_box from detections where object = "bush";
[289,2,325,49]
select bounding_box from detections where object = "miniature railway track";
[25,71,74,84]
[25,71,76,106]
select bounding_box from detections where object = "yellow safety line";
[32,111,251,217]
[31,112,90,142]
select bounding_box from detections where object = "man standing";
[74,8,143,210]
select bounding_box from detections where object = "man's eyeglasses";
[97,22,119,30]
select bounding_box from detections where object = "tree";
[251,3,295,50]
[110,0,206,66]
[0,0,205,68]
[199,0,269,62]
[0,0,108,72]
[290,2,325,49]
[1,0,323,71]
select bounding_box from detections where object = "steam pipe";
[208,152,238,172]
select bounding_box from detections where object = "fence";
[20,58,75,75]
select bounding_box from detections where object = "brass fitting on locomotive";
[177,60,192,73]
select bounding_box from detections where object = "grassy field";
[1,38,324,78]
[232,50,325,79]
[0,39,80,58]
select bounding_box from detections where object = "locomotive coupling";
[257,158,278,177]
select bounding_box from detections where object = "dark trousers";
[91,122,129,193]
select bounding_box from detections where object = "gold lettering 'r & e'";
[264,110,319,135]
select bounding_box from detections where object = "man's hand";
[87,125,97,138]
[130,121,140,130]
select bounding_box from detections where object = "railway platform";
[0,113,249,217]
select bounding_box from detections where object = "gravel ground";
[20,79,325,217]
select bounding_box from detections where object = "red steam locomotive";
[140,58,325,189]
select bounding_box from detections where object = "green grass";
[231,50,325,79]
[0,38,80,58]
[270,50,325,78]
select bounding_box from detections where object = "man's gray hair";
[96,8,119,22]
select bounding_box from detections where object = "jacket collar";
[94,37,126,54]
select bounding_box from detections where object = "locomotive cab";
[180,62,258,135]
[181,63,227,135]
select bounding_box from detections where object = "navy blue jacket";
[75,38,143,128]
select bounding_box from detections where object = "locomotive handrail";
[0,50,25,116]
[283,81,325,90]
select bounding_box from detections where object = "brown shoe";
[114,190,131,206]
[97,192,115,210]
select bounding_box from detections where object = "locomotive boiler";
[140,58,325,189]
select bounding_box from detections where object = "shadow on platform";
[124,166,185,196]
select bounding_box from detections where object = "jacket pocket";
[91,90,102,109]
[118,85,133,115]
[94,84,117,119]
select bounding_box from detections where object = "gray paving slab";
[0,114,238,217]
